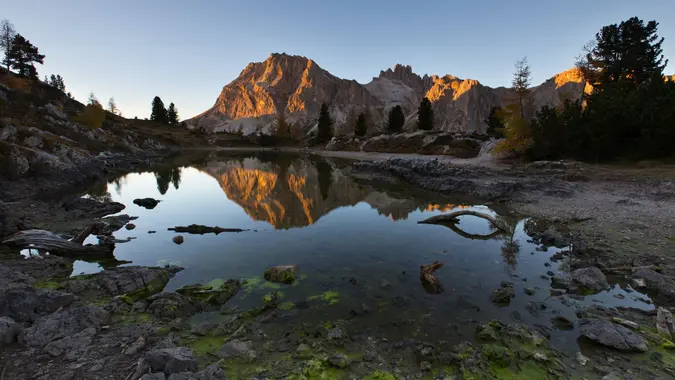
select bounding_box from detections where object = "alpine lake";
[66,150,655,378]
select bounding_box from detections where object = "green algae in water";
[279,301,295,310]
[363,370,397,380]
[243,276,282,294]
[308,291,339,305]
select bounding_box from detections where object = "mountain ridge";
[188,53,587,135]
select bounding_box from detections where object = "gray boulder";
[219,339,255,359]
[0,316,21,345]
[657,307,675,339]
[631,269,675,304]
[147,292,197,320]
[145,347,198,375]
[579,318,648,352]
[44,327,96,360]
[571,267,609,292]
[19,306,110,347]
[0,286,76,323]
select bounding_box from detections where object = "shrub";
[73,104,105,129]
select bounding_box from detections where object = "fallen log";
[418,210,507,232]
[420,261,444,294]
[438,222,504,241]
[1,223,114,259]
[168,224,248,234]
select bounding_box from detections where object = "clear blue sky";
[1,0,673,119]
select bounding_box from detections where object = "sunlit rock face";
[188,53,589,135]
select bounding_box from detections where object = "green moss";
[308,291,340,305]
[176,279,241,305]
[186,335,225,358]
[113,312,153,325]
[481,344,514,367]
[91,297,111,307]
[363,370,397,380]
[155,327,170,336]
[491,360,549,379]
[279,302,295,310]
[125,277,170,301]
[34,280,63,290]
[120,294,134,305]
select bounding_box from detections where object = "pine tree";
[151,96,168,123]
[354,112,367,137]
[386,105,405,133]
[88,92,101,107]
[167,103,179,124]
[316,103,333,143]
[5,34,44,78]
[417,97,434,131]
[587,17,667,89]
[0,19,16,72]
[512,57,531,119]
[55,74,65,91]
[49,74,57,86]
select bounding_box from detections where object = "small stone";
[172,236,184,245]
[544,262,551,267]
[124,336,146,355]
[546,271,555,277]
[380,279,391,289]
[491,282,515,305]
[551,316,574,330]
[145,347,197,375]
[524,288,536,296]
[126,223,136,230]
[576,352,589,366]
[148,230,157,234]
[533,352,549,362]
[219,339,255,360]
[420,361,432,372]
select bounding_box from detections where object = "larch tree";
[0,19,16,72]
[108,97,120,116]
[512,57,531,119]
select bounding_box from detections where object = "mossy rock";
[176,279,241,305]
[264,265,297,284]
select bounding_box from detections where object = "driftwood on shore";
[1,222,114,259]
[420,261,444,294]
[418,210,508,232]
[168,224,248,234]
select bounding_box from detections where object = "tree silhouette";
[5,34,44,78]
[315,160,333,200]
[417,97,434,131]
[316,103,333,143]
[151,96,168,123]
[354,112,367,137]
[386,105,405,133]
[167,102,179,124]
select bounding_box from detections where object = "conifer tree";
[167,102,179,124]
[354,112,367,137]
[512,57,531,119]
[417,97,434,131]
[5,34,44,78]
[151,96,168,123]
[316,103,333,143]
[386,105,405,133]
[0,19,16,72]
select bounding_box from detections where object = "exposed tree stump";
[420,261,444,294]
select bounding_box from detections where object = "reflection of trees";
[88,181,112,203]
[154,168,182,195]
[315,160,333,200]
[492,216,521,270]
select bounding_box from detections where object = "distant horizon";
[1,0,673,120]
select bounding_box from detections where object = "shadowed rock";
[579,318,647,352]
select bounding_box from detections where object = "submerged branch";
[420,261,445,294]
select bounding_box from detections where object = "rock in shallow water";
[491,281,515,305]
[133,197,161,209]
[172,235,184,245]
[571,266,609,292]
[579,318,648,352]
[264,264,297,284]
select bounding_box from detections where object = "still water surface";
[82,151,652,354]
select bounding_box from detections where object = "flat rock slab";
[19,306,110,347]
[67,266,182,299]
[0,286,76,323]
[579,318,648,352]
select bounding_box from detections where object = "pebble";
[576,352,589,366]
[172,235,184,245]
[125,223,136,230]
[420,361,432,372]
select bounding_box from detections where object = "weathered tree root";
[1,221,114,259]
[418,210,508,232]
[420,261,444,294]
